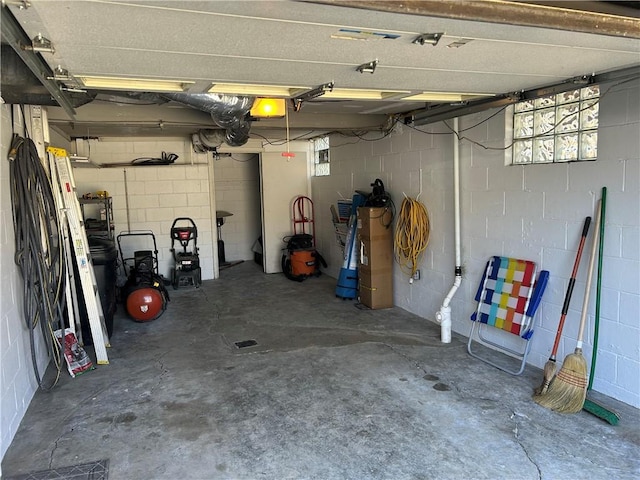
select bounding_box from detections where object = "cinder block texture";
[0,105,49,465]
[313,79,640,407]
[72,138,214,281]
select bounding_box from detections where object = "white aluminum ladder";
[49,153,82,343]
[48,147,110,364]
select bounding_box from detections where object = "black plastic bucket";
[75,237,118,344]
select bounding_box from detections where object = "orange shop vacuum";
[281,196,326,282]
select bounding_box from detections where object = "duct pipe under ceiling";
[162,93,254,147]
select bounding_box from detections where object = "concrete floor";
[3,261,639,480]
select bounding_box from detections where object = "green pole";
[588,186,606,391]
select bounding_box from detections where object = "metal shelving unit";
[79,196,114,239]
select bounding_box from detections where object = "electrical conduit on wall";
[435,117,462,343]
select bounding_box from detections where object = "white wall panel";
[260,144,311,274]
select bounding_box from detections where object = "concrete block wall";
[213,154,262,262]
[71,138,215,281]
[312,79,639,407]
[0,105,50,469]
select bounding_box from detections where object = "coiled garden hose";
[394,196,431,279]
[9,133,65,390]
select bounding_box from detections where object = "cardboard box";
[359,265,393,309]
[358,236,393,271]
[357,207,393,238]
[357,206,393,270]
[357,206,393,309]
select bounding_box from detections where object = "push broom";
[536,199,601,413]
[534,216,591,396]
[582,187,620,424]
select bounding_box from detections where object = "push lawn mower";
[170,217,202,289]
[117,230,170,322]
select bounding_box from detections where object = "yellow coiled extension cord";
[394,196,431,278]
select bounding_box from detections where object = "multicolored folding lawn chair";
[467,256,549,375]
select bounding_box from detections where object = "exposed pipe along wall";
[435,117,462,344]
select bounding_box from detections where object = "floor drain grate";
[234,339,258,349]
[5,459,109,480]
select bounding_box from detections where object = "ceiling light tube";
[79,76,193,92]
[323,88,409,100]
[401,92,493,102]
[209,83,306,97]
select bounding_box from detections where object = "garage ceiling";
[2,0,639,141]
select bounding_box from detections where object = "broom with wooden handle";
[536,199,601,413]
[534,216,591,396]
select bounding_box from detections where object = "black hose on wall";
[8,130,65,390]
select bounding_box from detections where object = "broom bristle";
[535,359,557,395]
[534,352,587,413]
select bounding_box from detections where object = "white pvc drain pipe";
[435,117,462,344]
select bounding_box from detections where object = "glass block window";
[511,85,599,164]
[314,136,330,176]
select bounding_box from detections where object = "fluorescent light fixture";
[322,88,410,100]
[78,76,193,92]
[209,83,307,97]
[412,33,444,46]
[250,98,286,118]
[401,92,494,102]
[356,59,378,74]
